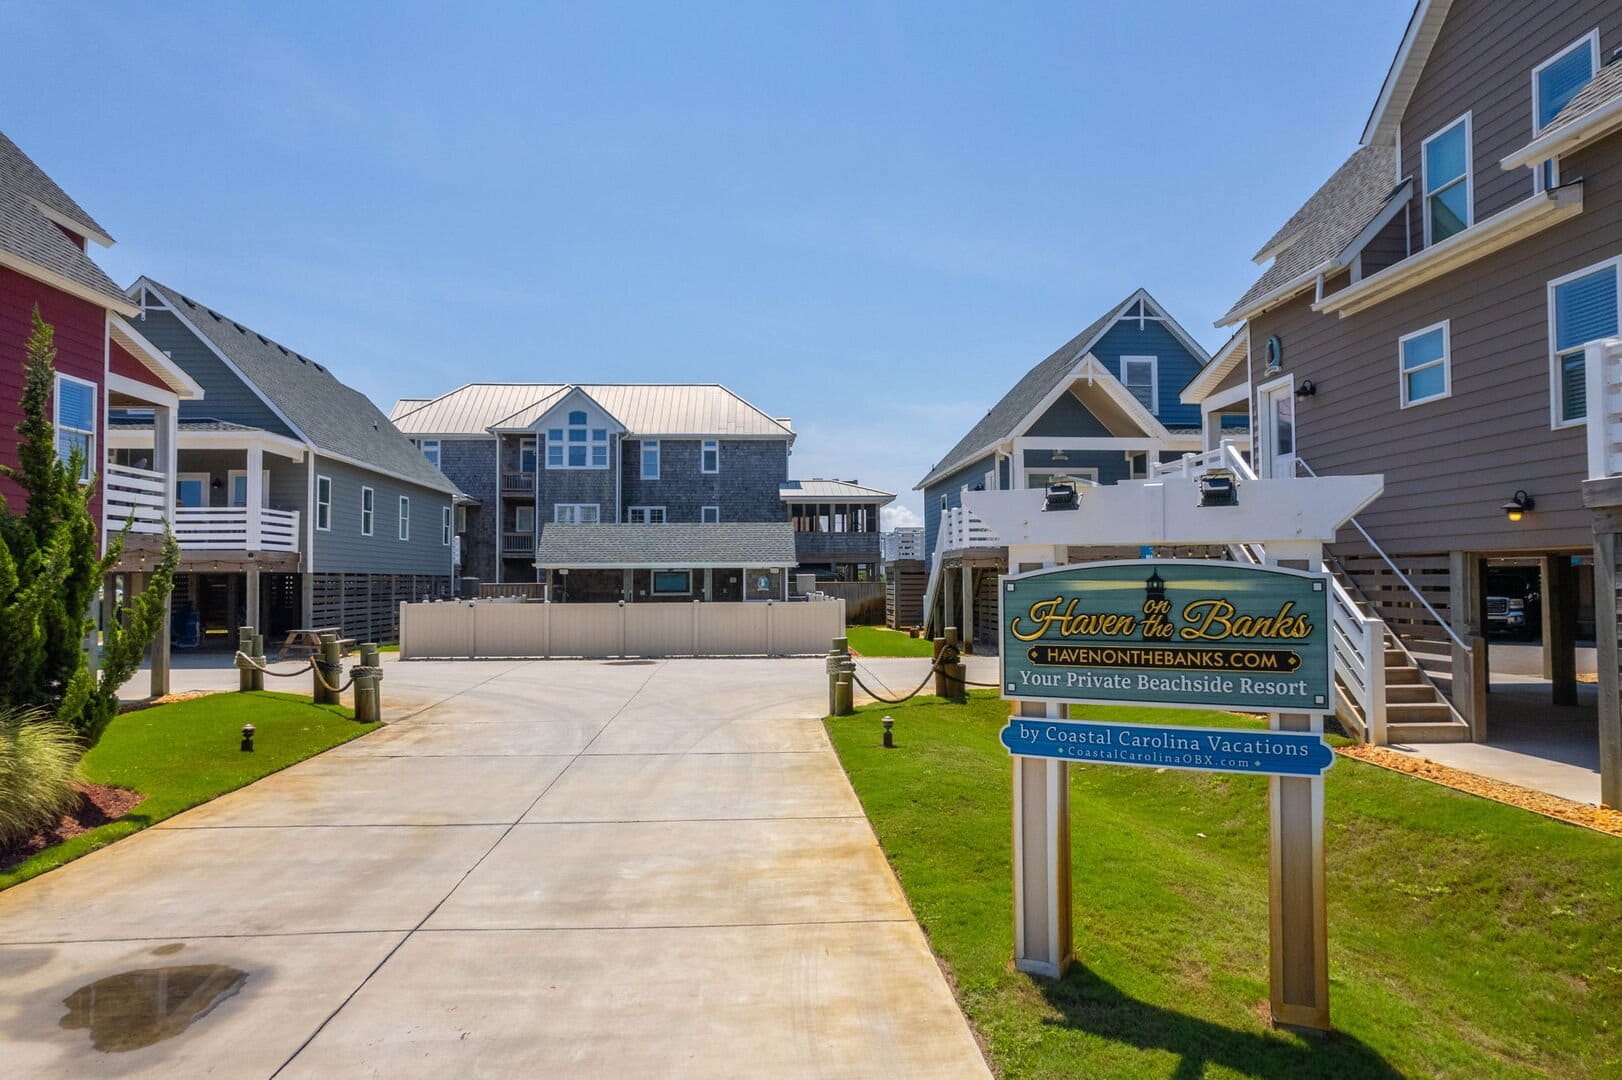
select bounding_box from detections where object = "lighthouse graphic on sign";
[1144,568,1166,602]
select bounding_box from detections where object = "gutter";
[1500,96,1622,171]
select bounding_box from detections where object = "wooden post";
[1007,543,1072,981]
[960,565,974,654]
[251,633,265,692]
[314,632,341,705]
[239,626,255,693]
[1593,532,1622,809]
[1450,551,1488,741]
[828,636,848,716]
[245,566,261,640]
[354,642,381,723]
[1547,555,1578,707]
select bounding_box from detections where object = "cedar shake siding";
[1398,0,1622,254]
[0,267,106,521]
[1249,126,1622,555]
[618,438,789,523]
[438,437,497,582]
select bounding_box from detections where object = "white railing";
[1147,441,1387,741]
[173,506,300,552]
[936,505,1001,554]
[1585,337,1622,480]
[104,463,168,535]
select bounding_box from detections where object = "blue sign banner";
[1001,560,1332,714]
[999,717,1335,778]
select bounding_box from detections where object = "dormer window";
[1423,115,1471,244]
[1534,32,1598,133]
[546,408,609,469]
[1121,356,1158,412]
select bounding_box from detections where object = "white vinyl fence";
[399,598,847,660]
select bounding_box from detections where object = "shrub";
[0,707,80,844]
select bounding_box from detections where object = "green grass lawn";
[0,691,377,892]
[845,624,936,657]
[827,692,1621,1079]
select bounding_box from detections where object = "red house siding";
[0,266,106,523]
[109,338,169,392]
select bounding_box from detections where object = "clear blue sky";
[5,1,1411,527]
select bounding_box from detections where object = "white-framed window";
[640,439,660,480]
[441,505,452,545]
[701,439,720,474]
[1120,356,1158,412]
[701,505,721,523]
[628,505,666,524]
[546,411,608,469]
[514,505,535,533]
[1398,321,1451,407]
[651,569,691,596]
[359,485,373,536]
[1534,31,1598,134]
[554,503,601,524]
[1422,114,1472,245]
[398,496,410,540]
[419,439,441,469]
[227,469,270,508]
[1549,256,1621,427]
[53,372,96,483]
[316,475,332,531]
[1024,467,1099,490]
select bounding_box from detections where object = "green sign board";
[1000,560,1332,714]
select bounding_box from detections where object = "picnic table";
[277,627,356,660]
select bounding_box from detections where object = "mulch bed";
[1337,744,1622,837]
[118,689,217,714]
[0,783,144,871]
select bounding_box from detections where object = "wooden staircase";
[1329,560,1471,743]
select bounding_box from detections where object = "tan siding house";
[1221,0,1622,806]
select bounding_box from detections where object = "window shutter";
[1555,267,1619,351]
[1539,46,1594,130]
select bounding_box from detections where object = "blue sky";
[5,1,1411,526]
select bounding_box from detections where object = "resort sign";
[999,717,1335,778]
[1000,560,1332,714]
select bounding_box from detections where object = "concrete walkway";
[0,657,989,1078]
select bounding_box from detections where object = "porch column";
[150,402,175,698]
[1546,555,1578,707]
[1540,556,1556,679]
[1449,551,1489,742]
[245,445,264,551]
[1594,532,1622,808]
[942,560,956,631]
[703,568,713,602]
[623,568,634,602]
[959,564,974,653]
[245,567,261,638]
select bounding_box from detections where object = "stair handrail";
[1294,457,1469,654]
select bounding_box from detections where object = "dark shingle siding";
[537,522,796,566]
[619,438,788,523]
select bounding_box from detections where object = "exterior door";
[1257,377,1296,479]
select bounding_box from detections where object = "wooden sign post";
[965,472,1382,1034]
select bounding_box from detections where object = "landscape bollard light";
[882,715,894,748]
[240,724,255,752]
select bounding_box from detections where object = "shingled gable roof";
[915,289,1200,491]
[1218,144,1399,326]
[134,278,457,496]
[0,131,134,313]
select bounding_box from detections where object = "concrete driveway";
[0,657,990,1078]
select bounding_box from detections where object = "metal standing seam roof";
[535,522,798,567]
[137,279,459,496]
[1221,145,1399,324]
[391,383,794,439]
[780,479,895,503]
[0,131,128,309]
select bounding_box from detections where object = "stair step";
[1387,701,1457,722]
[1384,665,1423,684]
[1385,684,1437,704]
[1384,718,1472,743]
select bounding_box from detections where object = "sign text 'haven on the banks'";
[1000,560,1332,713]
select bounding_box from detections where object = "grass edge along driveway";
[1,691,377,892]
[844,625,936,657]
[827,692,1621,1079]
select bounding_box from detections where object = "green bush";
[0,707,80,844]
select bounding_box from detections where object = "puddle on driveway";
[59,964,248,1052]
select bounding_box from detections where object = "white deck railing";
[936,505,1001,555]
[173,506,300,552]
[1585,337,1622,480]
[104,463,169,535]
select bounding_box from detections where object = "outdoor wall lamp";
[1051,449,1069,462]
[1501,490,1535,523]
[1198,470,1238,507]
[1295,380,1317,397]
[1043,481,1079,512]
